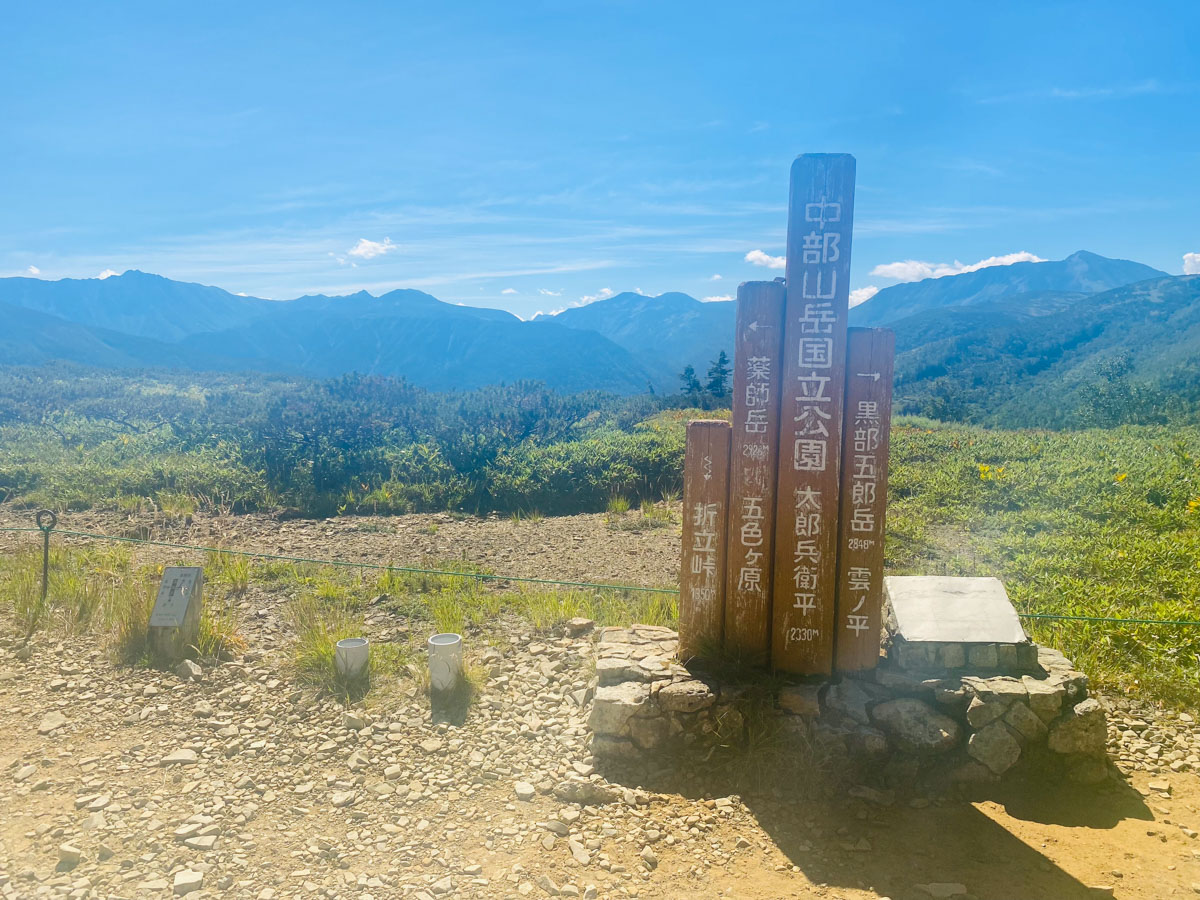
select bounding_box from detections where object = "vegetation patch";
[885,419,1200,706]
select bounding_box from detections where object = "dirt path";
[0,506,683,591]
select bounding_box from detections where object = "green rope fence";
[3,522,1199,628]
[0,524,676,595]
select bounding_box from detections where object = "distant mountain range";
[848,251,1167,326]
[2,252,1197,422]
[0,272,651,393]
[546,291,735,388]
[887,271,1200,424]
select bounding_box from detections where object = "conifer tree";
[705,351,731,398]
[679,365,702,397]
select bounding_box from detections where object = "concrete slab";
[884,576,1027,645]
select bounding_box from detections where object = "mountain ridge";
[849,250,1167,326]
[0,253,1189,404]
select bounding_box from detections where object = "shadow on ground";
[598,754,1153,900]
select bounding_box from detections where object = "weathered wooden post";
[834,327,895,672]
[772,153,856,675]
[723,281,785,663]
[148,566,203,662]
[679,419,732,660]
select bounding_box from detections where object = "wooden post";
[772,153,856,675]
[679,419,731,661]
[834,328,895,672]
[724,281,785,663]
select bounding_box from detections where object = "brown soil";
[0,506,683,590]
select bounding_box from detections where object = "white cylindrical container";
[427,633,463,693]
[335,637,370,680]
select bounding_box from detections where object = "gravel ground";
[2,506,1200,900]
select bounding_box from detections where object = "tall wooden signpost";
[772,154,857,675]
[679,152,892,676]
[834,328,895,671]
[724,281,785,662]
[679,420,732,660]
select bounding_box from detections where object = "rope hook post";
[35,510,57,605]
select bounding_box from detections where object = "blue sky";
[2,1,1197,318]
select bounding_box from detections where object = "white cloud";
[702,294,733,303]
[745,249,786,270]
[538,288,562,296]
[870,251,1045,283]
[1184,252,1200,275]
[501,287,518,295]
[97,269,119,279]
[26,265,40,276]
[578,287,615,306]
[849,286,879,308]
[347,237,396,260]
[709,273,723,281]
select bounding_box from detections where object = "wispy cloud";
[702,294,733,303]
[578,287,615,306]
[26,265,40,276]
[978,79,1173,105]
[870,251,1045,283]
[1184,252,1200,276]
[538,288,562,296]
[1046,80,1163,101]
[948,159,1003,178]
[347,237,396,260]
[501,287,517,294]
[855,216,971,236]
[849,286,879,308]
[745,249,785,270]
[709,273,723,281]
[97,268,119,279]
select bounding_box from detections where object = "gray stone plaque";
[150,567,203,627]
[884,576,1027,645]
[149,566,203,660]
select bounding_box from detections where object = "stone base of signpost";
[588,625,1110,787]
[149,619,200,664]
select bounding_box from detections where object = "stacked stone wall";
[589,626,1110,787]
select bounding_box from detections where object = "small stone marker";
[679,420,731,659]
[834,327,895,672]
[772,153,857,675]
[724,280,785,662]
[149,567,203,662]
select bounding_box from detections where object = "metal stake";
[36,509,57,604]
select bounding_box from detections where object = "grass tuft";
[196,592,247,659]
[606,495,631,515]
[283,594,411,701]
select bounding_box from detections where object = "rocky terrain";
[2,506,1200,899]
